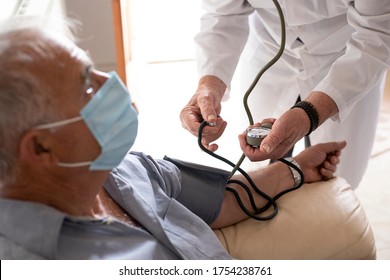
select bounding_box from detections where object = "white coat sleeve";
[195,0,254,89]
[314,0,390,121]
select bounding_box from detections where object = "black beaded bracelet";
[291,100,319,135]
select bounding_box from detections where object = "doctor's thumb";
[260,142,273,154]
[199,102,217,126]
[260,135,280,154]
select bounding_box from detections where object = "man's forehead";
[41,30,92,64]
[69,45,92,67]
[37,30,94,76]
[2,28,90,63]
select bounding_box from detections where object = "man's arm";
[210,141,346,228]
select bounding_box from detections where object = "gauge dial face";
[247,127,270,138]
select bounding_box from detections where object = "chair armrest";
[213,177,376,259]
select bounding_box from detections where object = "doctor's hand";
[180,75,227,152]
[239,108,311,161]
[239,92,339,161]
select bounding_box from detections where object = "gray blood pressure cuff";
[163,156,230,224]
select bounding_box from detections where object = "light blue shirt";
[0,152,231,260]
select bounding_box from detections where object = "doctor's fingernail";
[262,144,271,153]
[208,114,216,121]
[207,115,216,126]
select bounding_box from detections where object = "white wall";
[63,0,117,72]
[0,0,19,19]
[0,0,65,20]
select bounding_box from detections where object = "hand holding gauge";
[246,122,273,147]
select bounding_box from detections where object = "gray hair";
[0,16,80,185]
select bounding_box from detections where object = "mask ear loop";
[34,116,83,130]
[197,0,304,221]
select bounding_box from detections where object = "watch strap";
[284,157,302,187]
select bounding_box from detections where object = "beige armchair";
[214,177,376,259]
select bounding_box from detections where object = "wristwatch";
[284,157,302,187]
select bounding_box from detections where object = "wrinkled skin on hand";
[239,117,347,183]
[239,109,311,161]
[180,76,227,152]
[239,91,339,162]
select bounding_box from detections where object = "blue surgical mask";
[35,71,138,170]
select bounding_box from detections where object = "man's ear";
[19,130,56,167]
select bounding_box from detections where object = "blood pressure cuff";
[163,156,230,224]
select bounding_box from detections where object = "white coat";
[195,0,390,189]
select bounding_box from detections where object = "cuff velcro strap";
[291,100,319,135]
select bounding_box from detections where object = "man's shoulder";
[108,151,182,198]
[115,151,180,177]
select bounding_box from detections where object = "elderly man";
[0,17,346,259]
